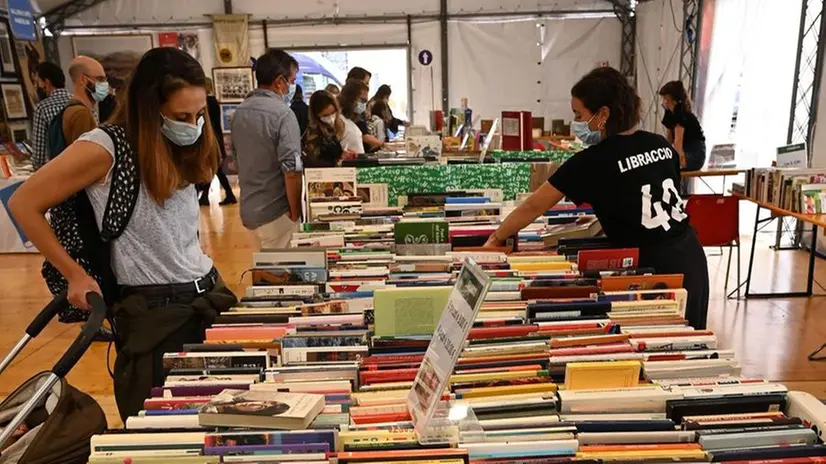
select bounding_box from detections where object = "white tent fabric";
[698,0,801,169]
[634,0,682,135]
[447,17,618,127]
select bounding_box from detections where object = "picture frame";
[71,34,154,59]
[220,103,239,133]
[212,67,254,103]
[1,83,28,120]
[8,121,28,143]
[0,20,17,77]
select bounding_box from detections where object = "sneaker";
[219,196,237,206]
[93,326,115,343]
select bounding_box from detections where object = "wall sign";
[8,0,36,41]
[418,49,433,66]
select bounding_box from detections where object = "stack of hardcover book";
[88,247,826,463]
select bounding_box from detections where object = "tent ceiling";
[32,0,70,14]
[46,0,623,26]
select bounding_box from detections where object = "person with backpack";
[62,56,108,146]
[30,62,71,171]
[8,47,237,421]
[43,55,116,341]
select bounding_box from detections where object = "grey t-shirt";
[231,89,303,230]
[79,128,214,286]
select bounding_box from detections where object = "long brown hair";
[659,80,693,113]
[304,90,344,161]
[338,78,368,121]
[112,47,218,205]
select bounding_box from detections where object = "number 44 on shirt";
[641,178,687,231]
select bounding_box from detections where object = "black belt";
[120,268,218,305]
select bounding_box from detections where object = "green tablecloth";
[356,163,533,206]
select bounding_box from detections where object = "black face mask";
[36,87,47,101]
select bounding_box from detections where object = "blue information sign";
[8,0,36,41]
[418,50,433,66]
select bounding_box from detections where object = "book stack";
[88,247,826,463]
[745,167,826,212]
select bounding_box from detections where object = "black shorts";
[638,227,710,329]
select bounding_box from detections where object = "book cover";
[199,389,325,430]
[373,286,452,337]
[564,361,641,390]
[394,221,449,245]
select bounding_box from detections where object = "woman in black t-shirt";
[659,81,706,171]
[485,67,710,329]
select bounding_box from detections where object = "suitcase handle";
[25,290,69,338]
[52,292,107,378]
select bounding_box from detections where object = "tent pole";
[440,0,449,115]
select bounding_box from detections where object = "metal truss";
[678,0,702,100]
[608,0,637,87]
[788,0,826,150]
[38,0,110,64]
[41,0,109,32]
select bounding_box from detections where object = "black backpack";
[45,101,85,160]
[42,124,140,322]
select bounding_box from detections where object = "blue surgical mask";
[92,81,109,102]
[355,102,367,114]
[572,114,603,146]
[284,83,296,104]
[161,114,204,146]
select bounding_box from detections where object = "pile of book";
[744,167,826,213]
[87,247,826,463]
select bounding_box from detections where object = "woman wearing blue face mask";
[9,47,237,420]
[339,78,384,153]
[485,66,709,330]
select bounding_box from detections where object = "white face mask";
[321,114,337,126]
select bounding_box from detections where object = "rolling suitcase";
[0,291,108,463]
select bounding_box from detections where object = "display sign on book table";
[407,258,491,443]
[777,142,807,169]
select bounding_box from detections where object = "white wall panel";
[635,0,683,134]
[447,17,617,126]
[410,21,442,125]
[448,19,541,122]
[539,17,620,124]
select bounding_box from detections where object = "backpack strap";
[97,124,140,242]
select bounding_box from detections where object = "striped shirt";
[31,88,72,170]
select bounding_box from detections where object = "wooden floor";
[2,189,826,428]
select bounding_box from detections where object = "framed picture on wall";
[1,83,28,120]
[212,67,254,103]
[8,121,28,143]
[71,34,154,59]
[220,103,238,133]
[0,20,16,77]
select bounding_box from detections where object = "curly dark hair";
[571,67,641,137]
[659,80,692,114]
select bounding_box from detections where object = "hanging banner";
[211,14,250,67]
[8,0,36,41]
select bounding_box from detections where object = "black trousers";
[197,165,234,198]
[638,227,710,329]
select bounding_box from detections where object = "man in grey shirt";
[231,49,303,249]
